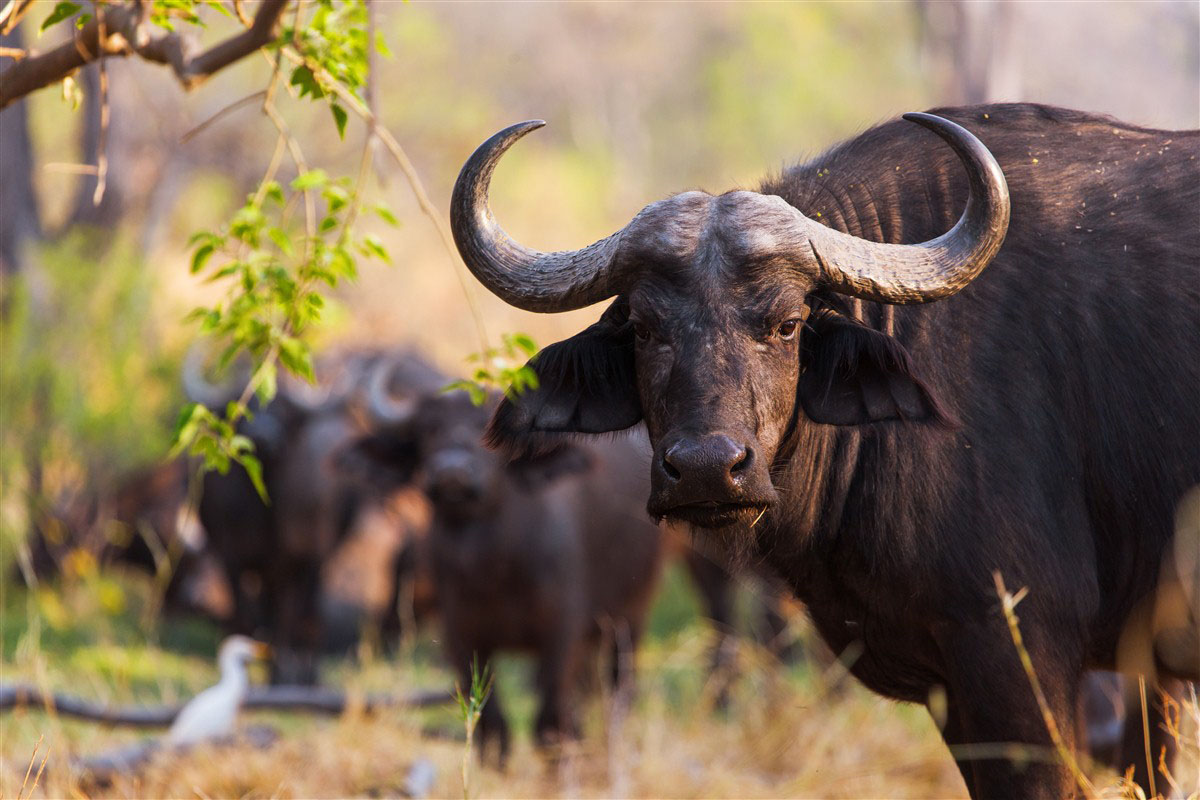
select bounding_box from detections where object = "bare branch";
[232,0,253,28]
[0,0,36,36]
[92,4,110,206]
[179,89,266,143]
[0,0,289,111]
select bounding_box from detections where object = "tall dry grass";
[4,618,1195,799]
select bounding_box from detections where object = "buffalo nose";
[662,435,753,486]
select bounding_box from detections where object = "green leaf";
[204,0,233,17]
[518,365,540,391]
[373,204,399,227]
[41,1,81,32]
[289,65,325,99]
[374,31,392,58]
[291,169,329,191]
[252,359,277,404]
[278,337,314,381]
[362,234,390,263]
[509,333,538,358]
[191,242,216,274]
[267,227,294,256]
[240,454,269,503]
[330,103,348,139]
[168,403,203,457]
[225,400,246,424]
[442,380,487,407]
[188,230,219,247]
[207,263,239,282]
[263,180,285,205]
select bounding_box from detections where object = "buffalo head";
[451,114,1009,529]
[346,355,593,521]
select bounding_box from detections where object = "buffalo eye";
[632,321,652,342]
[776,318,802,341]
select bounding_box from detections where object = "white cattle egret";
[167,635,270,746]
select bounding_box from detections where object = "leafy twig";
[278,43,492,353]
[454,655,494,800]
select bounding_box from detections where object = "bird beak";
[253,641,273,661]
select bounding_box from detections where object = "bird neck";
[217,659,250,694]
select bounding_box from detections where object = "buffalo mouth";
[656,500,771,530]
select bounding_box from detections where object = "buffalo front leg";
[937,627,1084,799]
[684,548,739,710]
[271,558,322,685]
[534,635,582,749]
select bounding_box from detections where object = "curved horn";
[366,357,419,427]
[278,372,335,413]
[800,112,1010,304]
[182,345,242,410]
[279,352,370,414]
[450,121,626,313]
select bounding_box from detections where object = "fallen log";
[1,684,455,726]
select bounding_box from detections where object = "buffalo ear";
[797,311,956,426]
[486,298,641,457]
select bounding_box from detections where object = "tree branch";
[0,0,289,111]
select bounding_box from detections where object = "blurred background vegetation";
[4,1,1198,562]
[1,2,1197,796]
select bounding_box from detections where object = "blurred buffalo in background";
[183,346,445,683]
[681,541,805,708]
[348,371,666,763]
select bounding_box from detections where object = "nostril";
[730,446,753,474]
[661,449,682,481]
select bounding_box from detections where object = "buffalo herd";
[26,103,1197,798]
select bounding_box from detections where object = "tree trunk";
[915,0,1022,106]
[0,24,42,284]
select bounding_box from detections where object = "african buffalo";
[353,374,665,763]
[449,103,1199,797]
[185,347,444,683]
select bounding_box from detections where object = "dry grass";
[8,637,1195,799]
[1,625,971,799]
[1,574,1195,799]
